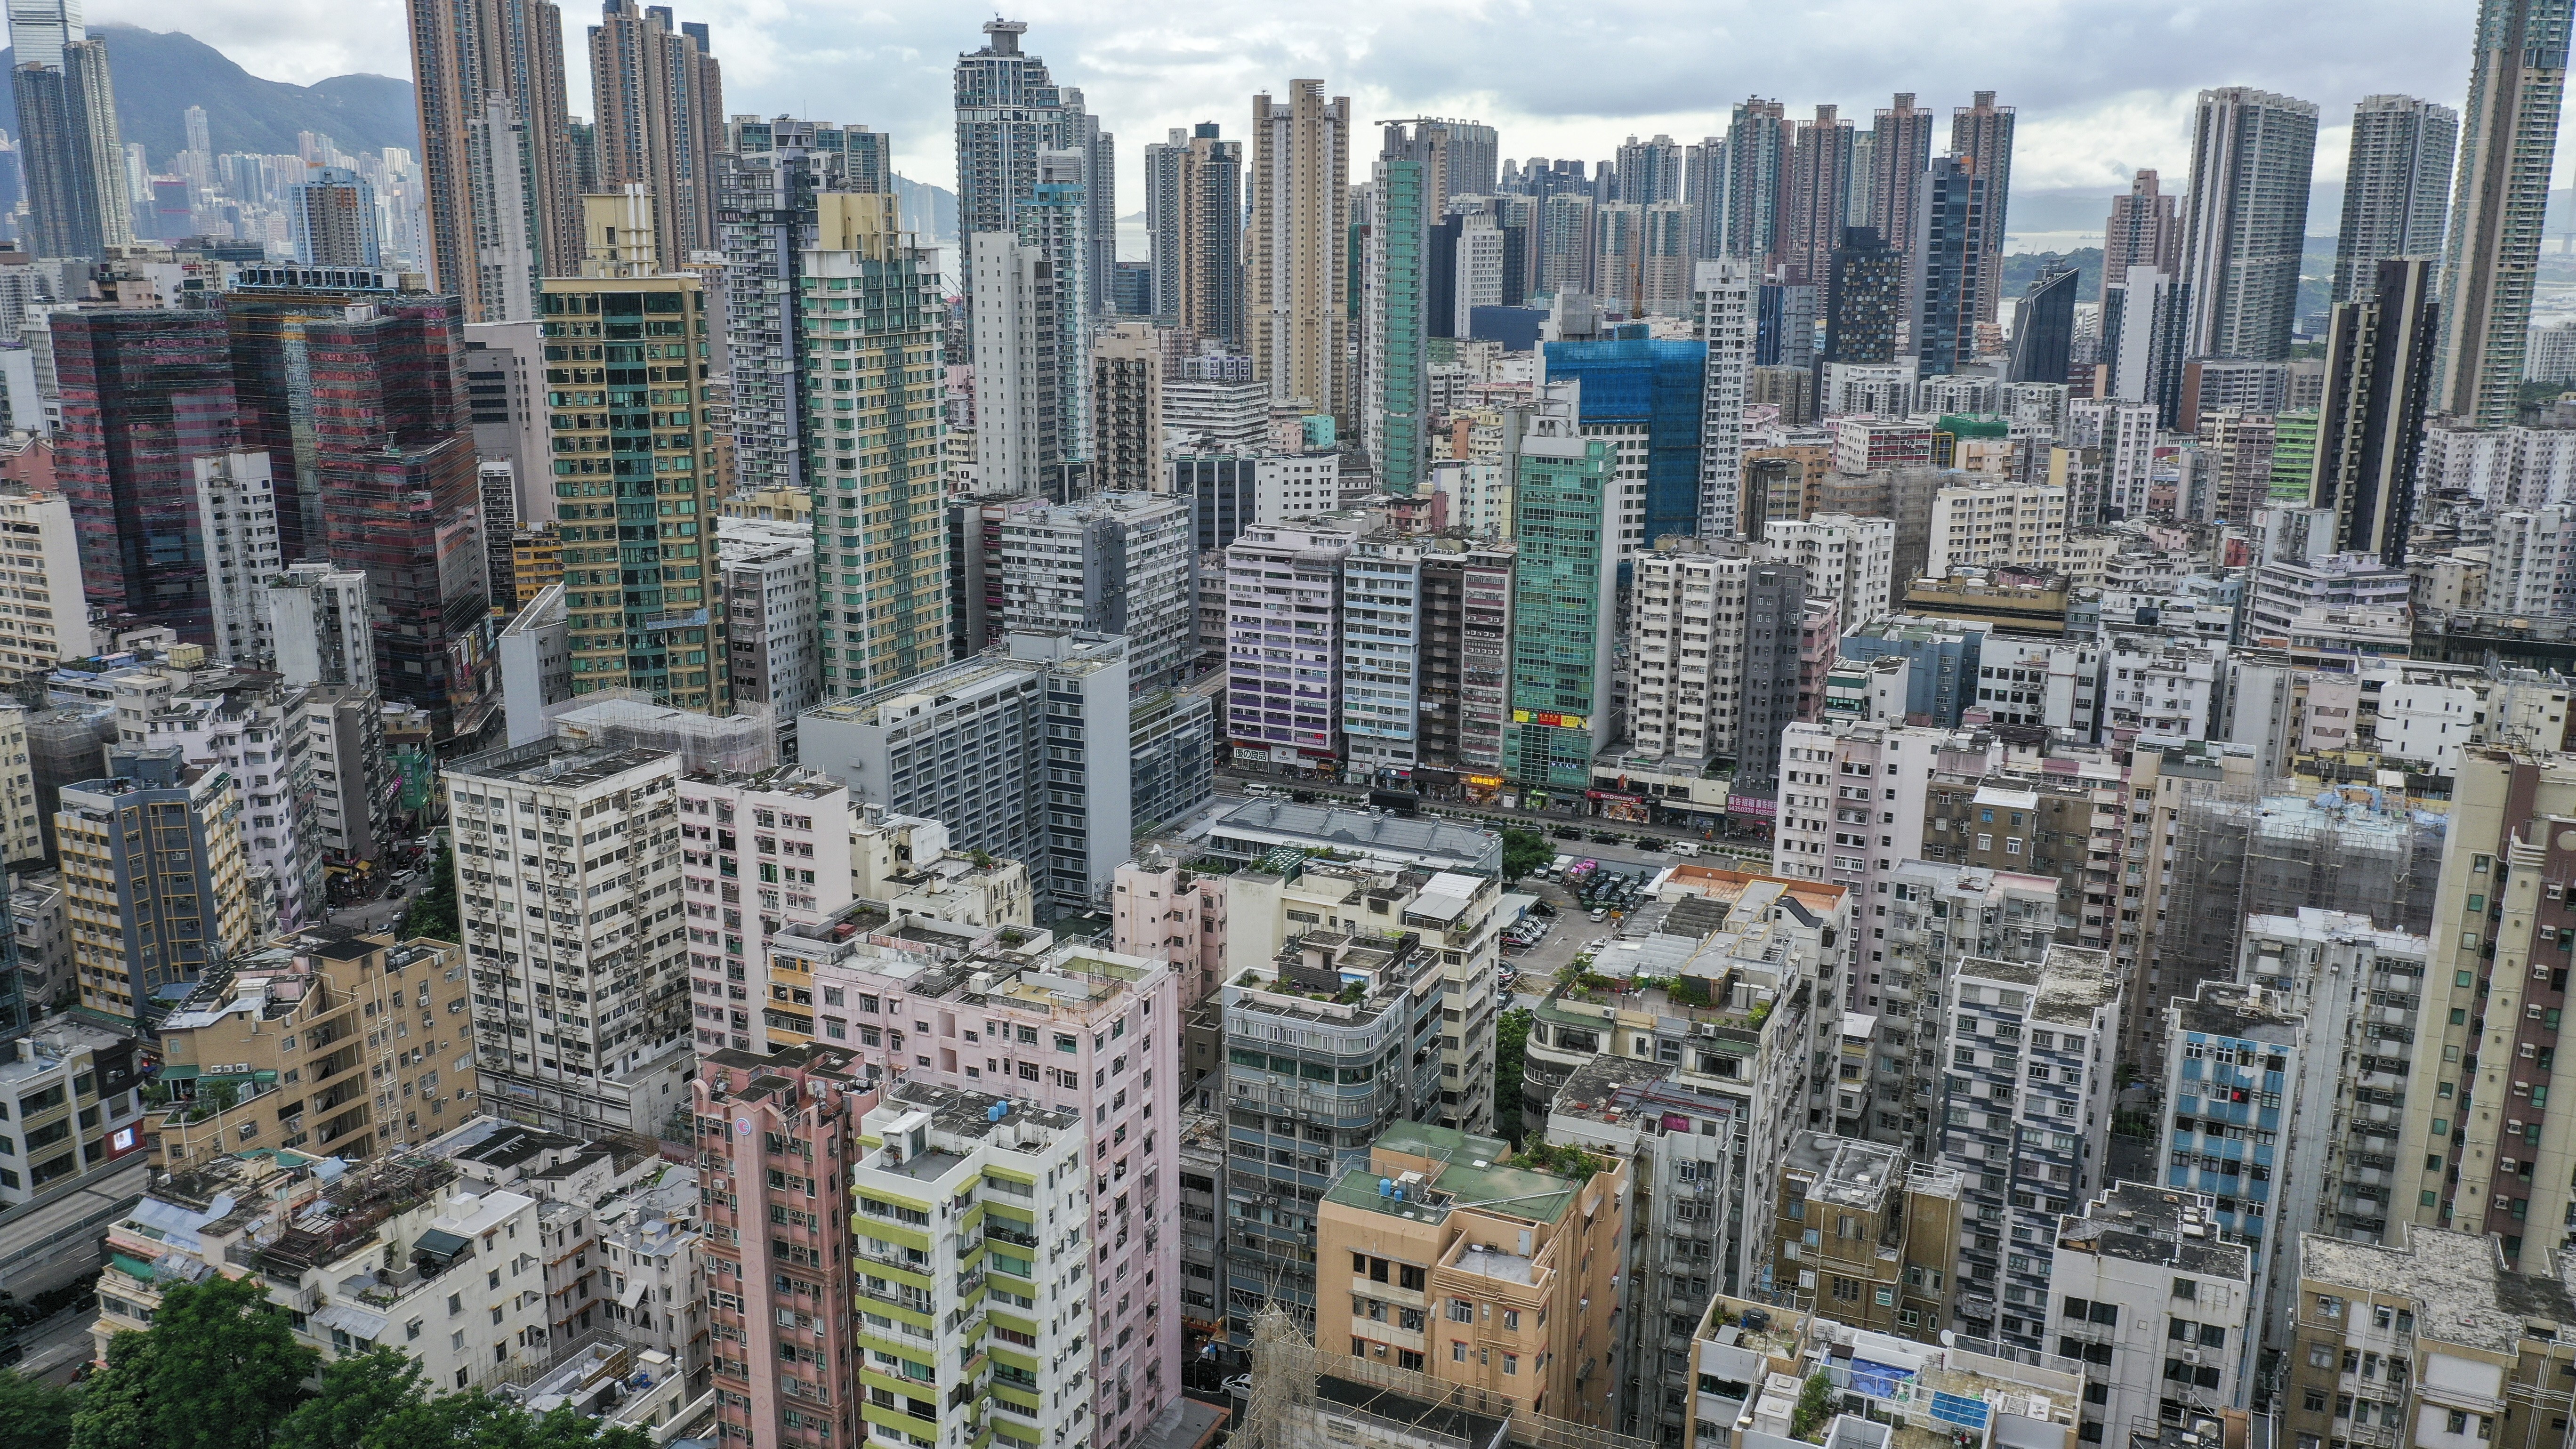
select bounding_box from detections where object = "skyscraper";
[718,115,892,495]
[8,0,129,260]
[2100,169,2181,305]
[1948,91,2015,323]
[1613,133,1682,205]
[2009,264,2078,385]
[1823,225,1903,364]
[1536,191,1595,298]
[406,0,579,322]
[51,309,235,634]
[801,194,949,695]
[1422,118,1499,206]
[1366,122,1433,493]
[1782,105,1855,285]
[287,166,380,266]
[1142,122,1244,346]
[1695,258,1754,538]
[1504,383,1618,789]
[224,267,493,736]
[2181,87,2319,362]
[2438,0,2569,427]
[1907,155,1987,375]
[2311,259,2439,564]
[1682,136,1725,259]
[539,200,729,713]
[953,20,1108,323]
[1868,93,1934,267]
[1720,97,1789,263]
[2334,96,2458,305]
[588,0,725,267]
[1248,79,1351,422]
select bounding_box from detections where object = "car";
[1588,908,1607,922]
[1531,900,1556,917]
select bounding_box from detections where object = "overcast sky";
[106,0,2506,239]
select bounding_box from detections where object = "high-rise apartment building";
[672,765,849,1055]
[714,516,818,725]
[798,193,949,695]
[1696,258,1754,536]
[1544,334,1708,551]
[1948,91,2015,324]
[0,481,94,678]
[1868,94,1935,267]
[188,452,284,669]
[2447,0,2575,426]
[1721,97,1790,264]
[1925,475,2067,572]
[539,246,727,714]
[446,732,692,1136]
[8,0,129,261]
[719,115,894,495]
[58,745,256,1030]
[1822,225,1903,365]
[1222,516,1360,767]
[1938,943,2122,1349]
[1143,122,1245,346]
[691,1043,875,1448]
[2182,87,2319,362]
[1908,155,1987,375]
[2009,265,2077,386]
[954,20,1109,328]
[1536,191,1595,299]
[2311,258,2438,565]
[1368,123,1434,492]
[2047,1183,2253,1448]
[1625,539,1804,794]
[998,491,1197,692]
[2333,95,2458,305]
[287,166,381,267]
[1762,513,1895,626]
[2101,169,2182,306]
[972,211,1086,499]
[1682,136,1725,260]
[1250,80,1352,423]
[589,0,724,268]
[1613,132,1682,205]
[406,0,578,320]
[1782,105,1855,285]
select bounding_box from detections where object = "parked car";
[1588,907,1607,922]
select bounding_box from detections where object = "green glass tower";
[1503,382,1618,792]
[1367,123,1433,494]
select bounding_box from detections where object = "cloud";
[94,0,2499,216]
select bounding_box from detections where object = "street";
[0,1156,145,1297]
[328,874,426,935]
[10,1300,97,1384]
[1213,765,1775,859]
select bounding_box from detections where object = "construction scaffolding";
[27,705,114,858]
[542,688,777,775]
[2156,778,2444,1020]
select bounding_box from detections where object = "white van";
[1668,840,1701,857]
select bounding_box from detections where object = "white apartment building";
[1342,532,1426,776]
[715,516,819,724]
[0,482,93,679]
[676,766,853,1055]
[1695,258,1753,536]
[0,1017,139,1205]
[1222,515,1366,766]
[2101,632,2227,743]
[1871,858,2060,1151]
[1819,359,1919,417]
[2048,1183,2254,1444]
[1627,540,1804,776]
[1927,477,2068,574]
[191,452,284,669]
[1939,944,2123,1352]
[446,735,692,1136]
[2482,504,2576,618]
[1162,377,1270,452]
[998,491,1198,692]
[2067,399,2160,519]
[118,668,324,933]
[1970,636,2101,737]
[1763,512,1896,626]
[266,561,377,694]
[302,686,386,868]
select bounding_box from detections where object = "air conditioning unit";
[2181,1349,2201,1365]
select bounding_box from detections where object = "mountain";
[0,24,419,163]
[893,174,957,242]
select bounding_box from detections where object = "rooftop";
[1324,1120,1596,1228]
[450,736,672,791]
[2058,1181,2250,1280]
[1783,1132,1907,1210]
[2303,1224,2576,1355]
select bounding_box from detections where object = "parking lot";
[1497,863,1662,1011]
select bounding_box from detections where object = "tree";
[71,1275,318,1449]
[1493,1007,1532,1144]
[1790,1370,1834,1441]
[362,1393,656,1449]
[0,1368,78,1449]
[275,1349,426,1449]
[1499,827,1551,882]
[401,847,459,941]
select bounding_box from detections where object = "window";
[2172,1278,2196,1301]
[1452,1342,1467,1363]
[1502,1353,1519,1376]
[1502,1310,1520,1331]
[1448,1299,1474,1323]
[2449,1413,2469,1435]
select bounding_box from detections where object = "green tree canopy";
[0,1368,78,1449]
[1499,827,1551,882]
[401,848,459,941]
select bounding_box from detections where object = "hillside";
[8,24,421,163]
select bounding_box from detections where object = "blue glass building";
[1539,337,1707,547]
